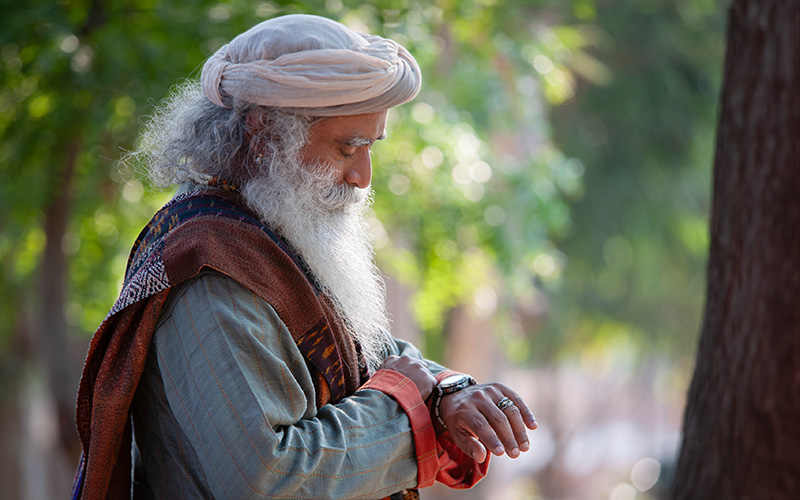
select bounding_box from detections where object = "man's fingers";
[452,428,489,463]
[497,399,529,453]
[465,435,488,463]
[504,390,538,430]
[462,409,510,458]
[482,398,523,458]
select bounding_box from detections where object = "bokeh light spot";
[60,35,79,53]
[609,483,637,500]
[420,145,443,169]
[388,174,410,195]
[631,457,661,491]
[114,96,136,118]
[533,54,554,74]
[484,205,506,226]
[412,102,435,124]
[533,253,557,277]
[28,94,53,118]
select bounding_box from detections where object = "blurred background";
[0,0,726,499]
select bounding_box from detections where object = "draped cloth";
[201,14,422,115]
[71,189,369,499]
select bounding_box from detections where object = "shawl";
[71,188,367,499]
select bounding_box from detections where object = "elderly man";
[72,14,536,500]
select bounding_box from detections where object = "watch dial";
[441,375,466,387]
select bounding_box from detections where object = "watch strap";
[432,374,476,429]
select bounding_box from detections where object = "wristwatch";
[432,374,477,429]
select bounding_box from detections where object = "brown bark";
[0,388,22,500]
[672,1,800,499]
[39,139,83,458]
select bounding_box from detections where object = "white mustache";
[319,183,371,211]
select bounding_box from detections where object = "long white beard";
[240,156,392,370]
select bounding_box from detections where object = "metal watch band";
[432,375,476,429]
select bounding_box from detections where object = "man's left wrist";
[431,374,476,429]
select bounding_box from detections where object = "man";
[72,14,537,500]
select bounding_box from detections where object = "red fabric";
[434,431,490,488]
[362,369,488,490]
[75,290,171,500]
[361,369,439,487]
[74,198,365,499]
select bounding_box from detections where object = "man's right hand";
[435,383,537,463]
[379,355,438,401]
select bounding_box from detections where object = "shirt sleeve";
[139,271,420,499]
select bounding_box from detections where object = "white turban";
[200,14,422,116]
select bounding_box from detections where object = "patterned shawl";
[71,188,367,499]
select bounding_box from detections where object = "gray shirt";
[131,270,445,499]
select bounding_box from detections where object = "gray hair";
[129,80,315,188]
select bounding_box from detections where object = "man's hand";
[436,383,537,463]
[380,355,438,401]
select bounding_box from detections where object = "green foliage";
[338,1,590,357]
[0,0,724,372]
[0,0,328,339]
[0,0,575,352]
[544,0,725,362]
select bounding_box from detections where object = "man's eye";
[341,148,356,158]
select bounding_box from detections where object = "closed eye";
[338,133,385,158]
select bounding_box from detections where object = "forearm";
[216,389,420,499]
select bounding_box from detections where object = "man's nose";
[343,149,372,189]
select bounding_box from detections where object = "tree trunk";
[672,1,800,499]
[39,138,83,460]
[0,388,22,500]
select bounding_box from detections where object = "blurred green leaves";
[0,0,724,372]
[545,0,724,363]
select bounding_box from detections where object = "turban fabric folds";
[201,14,422,116]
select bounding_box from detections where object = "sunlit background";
[0,0,725,498]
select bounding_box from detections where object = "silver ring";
[497,397,515,411]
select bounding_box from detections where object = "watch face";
[438,374,475,395]
[440,375,469,388]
